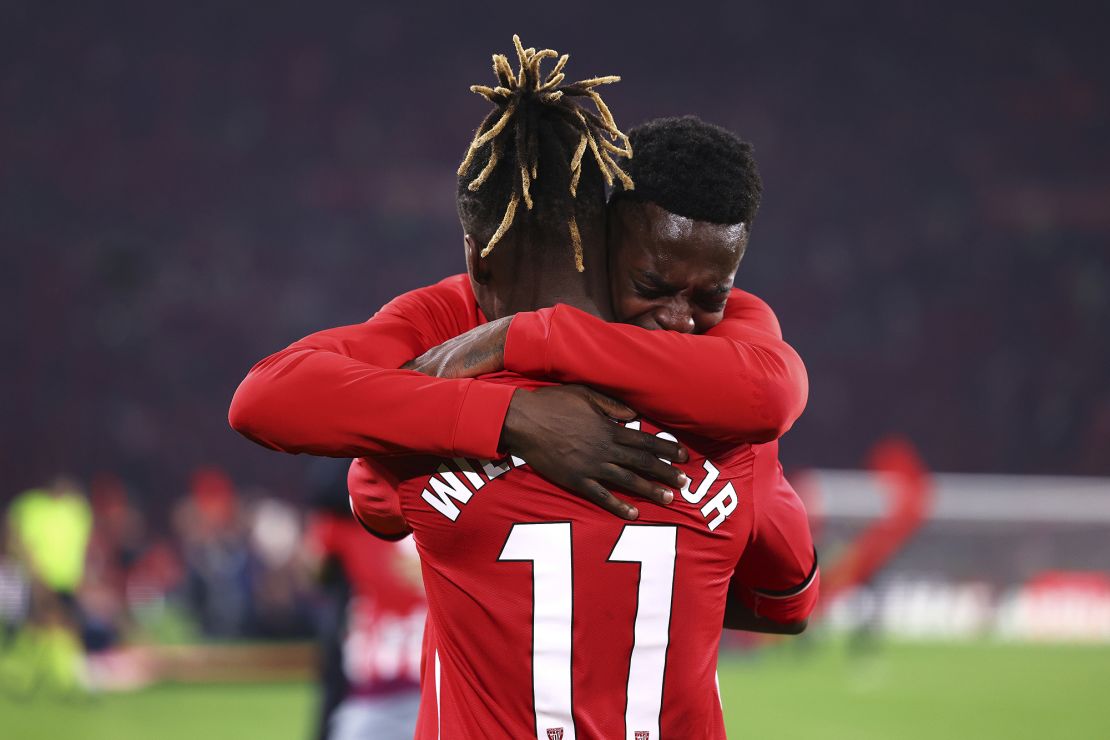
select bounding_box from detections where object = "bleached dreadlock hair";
[457,35,633,272]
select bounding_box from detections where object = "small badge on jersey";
[635,732,651,740]
[546,729,564,740]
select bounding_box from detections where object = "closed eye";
[633,281,673,299]
[700,286,731,312]
[696,292,729,312]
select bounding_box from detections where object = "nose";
[653,300,696,333]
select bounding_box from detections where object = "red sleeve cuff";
[349,496,412,541]
[739,566,820,625]
[504,308,556,377]
[347,458,411,539]
[451,380,518,459]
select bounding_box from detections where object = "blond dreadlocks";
[457,35,633,272]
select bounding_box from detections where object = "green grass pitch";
[1,641,1107,739]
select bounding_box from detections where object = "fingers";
[578,479,639,521]
[597,463,676,506]
[613,425,690,464]
[581,388,637,421]
[608,445,688,492]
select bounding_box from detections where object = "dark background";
[3,0,1108,507]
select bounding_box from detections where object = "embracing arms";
[406,288,809,444]
[229,283,514,459]
[229,276,687,519]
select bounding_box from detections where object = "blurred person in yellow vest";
[9,476,92,595]
[4,475,92,694]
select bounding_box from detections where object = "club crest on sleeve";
[546,729,564,740]
[635,732,651,740]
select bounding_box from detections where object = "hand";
[402,317,512,379]
[499,385,690,520]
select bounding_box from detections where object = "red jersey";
[231,274,818,737]
[349,391,816,739]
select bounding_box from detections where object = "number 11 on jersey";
[499,522,678,740]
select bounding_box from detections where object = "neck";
[482,233,613,320]
[499,269,611,319]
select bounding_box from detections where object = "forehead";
[616,201,747,274]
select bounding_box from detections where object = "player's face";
[608,200,747,333]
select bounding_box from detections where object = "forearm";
[402,316,512,379]
[231,345,513,458]
[229,298,516,460]
[505,304,808,443]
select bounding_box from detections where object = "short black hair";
[457,36,634,271]
[611,115,762,226]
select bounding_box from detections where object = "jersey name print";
[416,421,739,534]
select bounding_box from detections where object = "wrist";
[499,388,527,453]
[487,316,511,368]
[503,309,552,377]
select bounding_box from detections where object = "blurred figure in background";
[82,474,146,655]
[247,494,314,638]
[3,476,92,694]
[302,461,353,740]
[173,466,251,638]
[806,438,933,653]
[301,459,424,740]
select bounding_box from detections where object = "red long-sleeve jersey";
[229,275,514,460]
[228,274,808,460]
[348,383,817,739]
[231,273,818,737]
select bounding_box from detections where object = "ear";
[464,233,492,285]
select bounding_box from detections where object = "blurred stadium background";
[2,1,1108,738]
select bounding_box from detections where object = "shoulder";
[373,273,482,340]
[376,273,475,319]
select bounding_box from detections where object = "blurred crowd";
[0,471,320,693]
[1,466,426,740]
[2,2,1108,509]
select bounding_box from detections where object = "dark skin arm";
[402,316,511,379]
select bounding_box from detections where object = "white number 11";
[499,523,678,740]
